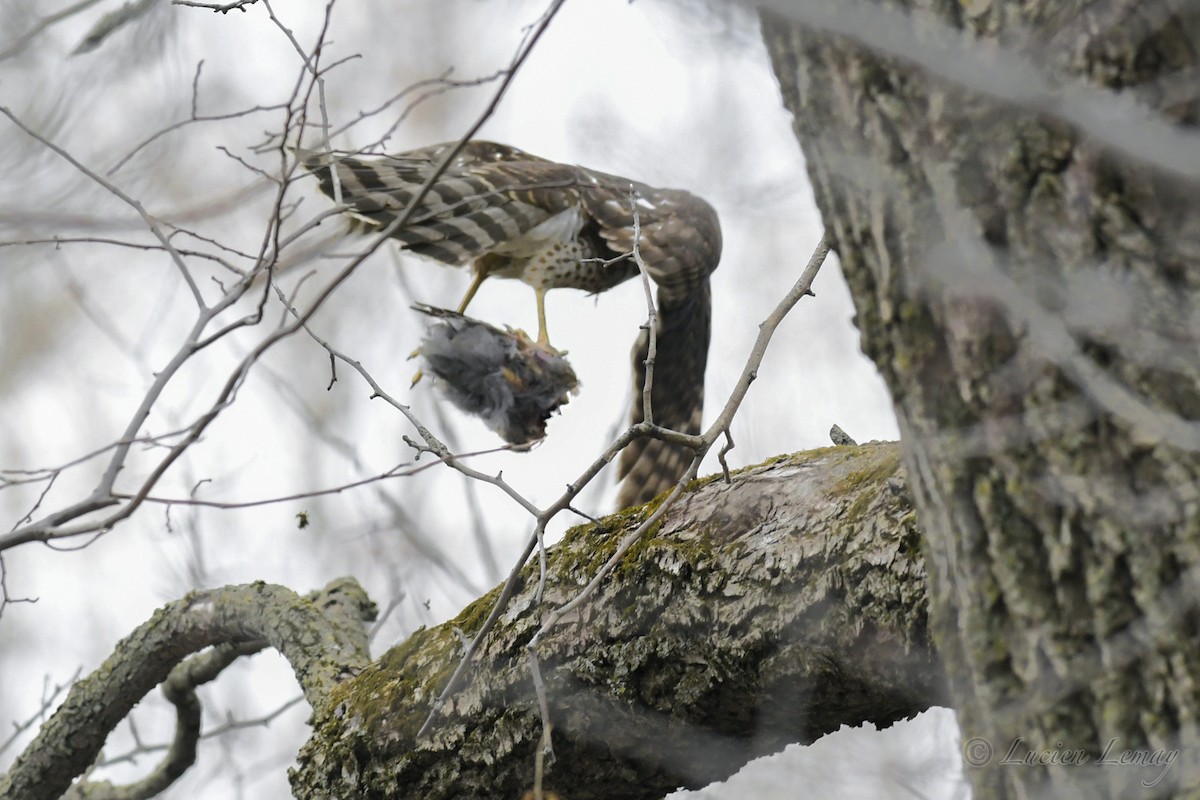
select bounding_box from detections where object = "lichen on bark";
[761,3,1200,797]
[291,444,945,800]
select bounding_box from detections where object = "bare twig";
[0,108,204,308]
[108,445,512,510]
[419,232,831,744]
[521,232,831,757]
[628,188,658,426]
[94,692,303,770]
[0,668,79,758]
[173,0,259,12]
[0,7,345,551]
[108,61,289,176]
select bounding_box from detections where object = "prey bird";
[302,140,722,509]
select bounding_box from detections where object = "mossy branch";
[292,444,945,800]
[0,579,375,800]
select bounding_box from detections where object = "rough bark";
[0,579,375,800]
[762,3,1200,798]
[290,443,946,800]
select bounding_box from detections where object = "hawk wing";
[572,176,721,508]
[578,177,722,304]
[301,141,582,265]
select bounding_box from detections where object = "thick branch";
[0,578,375,800]
[292,443,946,800]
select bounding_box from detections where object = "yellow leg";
[535,287,550,346]
[457,266,487,314]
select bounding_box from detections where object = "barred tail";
[616,281,711,509]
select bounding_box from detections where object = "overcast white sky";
[0,1,961,797]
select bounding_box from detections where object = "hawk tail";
[616,281,711,508]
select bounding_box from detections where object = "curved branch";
[0,578,375,800]
[66,640,266,800]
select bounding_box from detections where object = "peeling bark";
[291,443,945,800]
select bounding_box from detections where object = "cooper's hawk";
[303,141,722,508]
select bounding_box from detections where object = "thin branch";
[173,0,259,11]
[628,189,658,427]
[523,232,831,758]
[109,446,512,510]
[0,108,205,309]
[0,235,240,273]
[331,68,508,145]
[420,233,831,741]
[0,668,80,758]
[0,7,342,550]
[92,688,303,770]
[108,61,289,176]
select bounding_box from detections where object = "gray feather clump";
[414,306,579,445]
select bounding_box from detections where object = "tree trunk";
[290,443,946,799]
[761,3,1200,798]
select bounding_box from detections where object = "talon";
[411,368,424,388]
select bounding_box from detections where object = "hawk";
[302,141,722,509]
